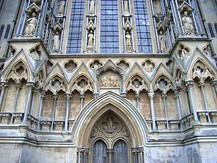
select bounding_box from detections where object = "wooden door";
[93,140,109,163]
[112,140,128,163]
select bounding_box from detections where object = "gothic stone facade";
[0,0,217,163]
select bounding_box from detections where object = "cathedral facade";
[0,0,217,162]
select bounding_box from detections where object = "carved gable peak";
[97,59,123,75]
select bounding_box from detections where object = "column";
[211,80,217,96]
[10,83,21,124]
[162,93,169,130]
[107,149,113,163]
[80,93,85,110]
[22,83,34,124]
[132,148,138,163]
[64,93,71,131]
[0,82,8,112]
[186,80,199,122]
[148,93,156,130]
[77,148,81,163]
[51,95,58,130]
[29,90,37,115]
[138,147,144,163]
[135,93,140,110]
[174,90,183,120]
[199,82,211,122]
[184,88,191,115]
[37,91,45,130]
[83,148,89,163]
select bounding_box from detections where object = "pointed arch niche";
[72,92,147,163]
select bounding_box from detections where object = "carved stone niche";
[71,76,93,94]
[7,62,28,82]
[99,70,121,94]
[175,69,183,87]
[178,44,190,60]
[29,45,41,61]
[47,60,53,71]
[192,61,213,83]
[117,60,129,70]
[90,60,102,70]
[90,112,131,142]
[127,75,147,95]
[64,60,77,72]
[155,77,172,94]
[142,60,155,72]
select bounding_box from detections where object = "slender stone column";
[162,93,169,130]
[138,147,144,163]
[64,93,71,131]
[0,82,8,112]
[148,93,156,130]
[80,93,85,110]
[77,148,81,163]
[135,93,140,110]
[132,148,138,163]
[37,91,45,130]
[186,80,199,122]
[174,90,183,120]
[184,88,191,115]
[29,90,37,115]
[83,148,89,163]
[10,83,21,124]
[199,82,211,122]
[22,83,34,124]
[107,149,113,163]
[51,95,58,130]
[211,80,217,96]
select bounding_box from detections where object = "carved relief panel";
[99,71,120,88]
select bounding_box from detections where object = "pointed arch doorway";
[73,92,147,163]
[91,112,130,163]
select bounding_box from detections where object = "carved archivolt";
[90,113,130,141]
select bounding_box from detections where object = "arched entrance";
[72,92,148,163]
[91,112,130,163]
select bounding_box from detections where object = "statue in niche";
[89,0,95,15]
[203,45,212,57]
[101,76,107,87]
[182,11,195,35]
[194,66,203,76]
[144,60,154,72]
[125,31,132,47]
[109,75,118,87]
[124,0,129,15]
[158,30,167,52]
[52,31,60,51]
[87,30,94,47]
[24,12,37,36]
[57,0,65,16]
[179,46,189,59]
[30,48,40,60]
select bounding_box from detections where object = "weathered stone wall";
[0,144,22,163]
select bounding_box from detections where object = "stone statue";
[125,31,132,47]
[124,0,129,15]
[58,0,65,16]
[159,30,167,52]
[89,0,95,15]
[182,11,195,35]
[144,61,154,72]
[179,47,188,59]
[101,76,107,87]
[87,30,94,47]
[24,13,37,36]
[53,31,60,51]
[110,75,118,87]
[194,66,202,76]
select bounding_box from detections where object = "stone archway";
[72,92,148,163]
